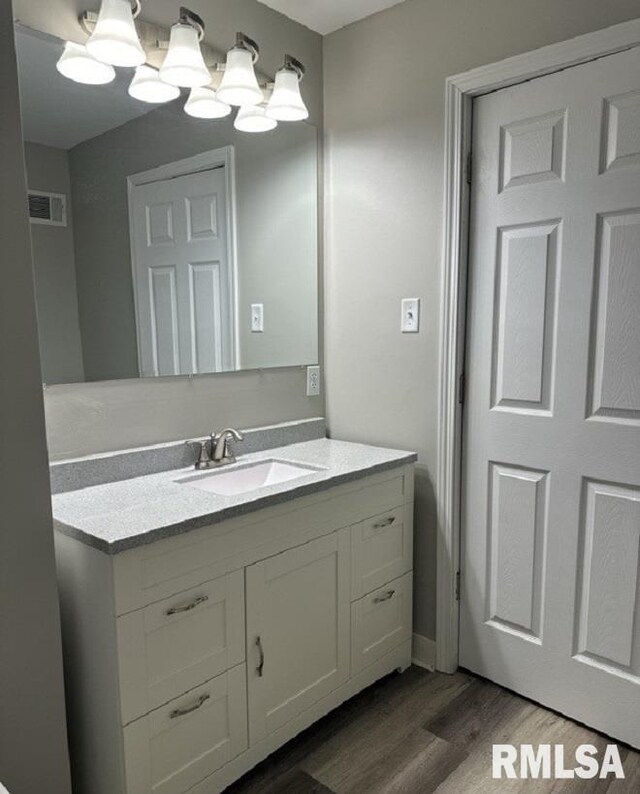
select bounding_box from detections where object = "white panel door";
[462,46,640,748]
[130,167,233,376]
[246,529,350,744]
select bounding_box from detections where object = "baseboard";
[412,633,436,671]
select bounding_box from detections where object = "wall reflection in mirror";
[15,26,318,385]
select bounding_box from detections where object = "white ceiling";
[15,27,158,150]
[256,0,407,35]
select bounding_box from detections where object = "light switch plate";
[251,304,264,333]
[306,365,321,396]
[401,298,420,333]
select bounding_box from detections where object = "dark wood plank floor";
[227,667,640,793]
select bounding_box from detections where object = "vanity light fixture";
[184,86,232,118]
[234,85,277,133]
[159,8,211,88]
[217,32,263,107]
[128,64,181,103]
[55,8,309,129]
[56,41,116,84]
[266,55,308,121]
[86,0,145,68]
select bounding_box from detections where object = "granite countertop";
[52,438,417,554]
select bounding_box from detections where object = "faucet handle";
[185,439,212,470]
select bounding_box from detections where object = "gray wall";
[0,4,71,792]
[24,142,85,384]
[323,0,640,642]
[67,107,317,380]
[14,0,324,460]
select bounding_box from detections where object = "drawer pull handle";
[169,693,210,719]
[165,594,209,616]
[256,635,265,677]
[374,589,396,603]
[373,516,396,529]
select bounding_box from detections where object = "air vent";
[28,191,67,227]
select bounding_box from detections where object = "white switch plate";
[401,298,420,333]
[251,304,264,332]
[306,365,321,396]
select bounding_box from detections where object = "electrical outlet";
[251,303,264,332]
[306,365,320,396]
[401,298,420,333]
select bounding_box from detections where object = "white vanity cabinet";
[54,463,414,794]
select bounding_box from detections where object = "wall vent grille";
[28,191,67,226]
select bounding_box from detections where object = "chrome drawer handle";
[165,594,209,616]
[169,693,210,719]
[374,589,396,603]
[256,636,265,677]
[373,516,396,529]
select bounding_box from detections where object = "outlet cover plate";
[306,365,320,396]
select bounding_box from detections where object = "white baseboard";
[412,633,436,671]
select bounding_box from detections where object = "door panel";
[130,164,234,376]
[462,46,640,748]
[246,530,350,744]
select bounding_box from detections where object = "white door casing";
[129,153,236,377]
[460,47,640,748]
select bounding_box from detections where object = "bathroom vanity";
[52,427,416,793]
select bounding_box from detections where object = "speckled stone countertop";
[52,439,417,554]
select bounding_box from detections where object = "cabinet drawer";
[351,505,413,599]
[351,572,412,675]
[123,665,247,794]
[117,570,245,725]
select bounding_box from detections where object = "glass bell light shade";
[184,87,231,119]
[217,47,263,107]
[266,67,308,121]
[56,41,116,84]
[86,0,145,68]
[128,65,180,103]
[159,23,211,87]
[234,103,277,133]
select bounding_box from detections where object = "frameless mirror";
[15,25,318,385]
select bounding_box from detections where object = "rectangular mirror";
[15,25,318,385]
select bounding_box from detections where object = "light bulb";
[184,87,231,119]
[56,41,116,85]
[217,47,263,107]
[159,22,211,88]
[234,104,277,133]
[266,67,308,121]
[129,65,180,103]
[86,0,145,68]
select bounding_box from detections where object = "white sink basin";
[177,459,325,497]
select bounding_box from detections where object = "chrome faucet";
[211,428,244,464]
[187,428,244,470]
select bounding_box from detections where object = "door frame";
[127,145,241,375]
[436,17,640,673]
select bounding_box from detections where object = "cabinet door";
[123,665,247,794]
[246,529,350,744]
